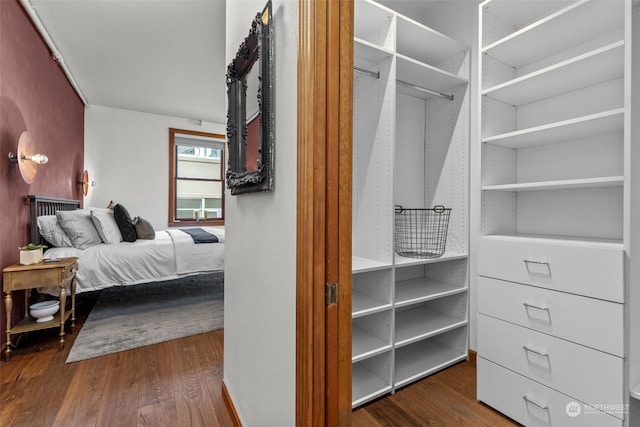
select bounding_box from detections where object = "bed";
[29,195,225,294]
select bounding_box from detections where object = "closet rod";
[354,66,380,79]
[354,66,454,101]
[397,79,453,101]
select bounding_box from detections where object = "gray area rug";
[66,271,224,363]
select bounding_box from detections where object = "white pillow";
[56,209,103,249]
[36,215,73,247]
[90,208,123,244]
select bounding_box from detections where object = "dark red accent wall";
[0,0,84,347]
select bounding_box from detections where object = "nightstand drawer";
[478,276,623,356]
[478,235,623,302]
[478,357,622,427]
[478,314,623,416]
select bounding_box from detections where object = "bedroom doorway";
[297,0,353,425]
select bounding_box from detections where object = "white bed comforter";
[43,227,224,294]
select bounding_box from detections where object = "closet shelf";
[482,40,624,106]
[394,338,467,388]
[482,108,624,149]
[353,290,391,318]
[395,278,467,308]
[481,0,569,33]
[354,38,393,69]
[395,308,467,348]
[480,233,624,249]
[396,54,468,95]
[352,363,392,407]
[482,176,623,192]
[353,256,392,273]
[482,0,623,68]
[353,325,392,362]
[395,253,468,268]
[396,14,467,66]
[354,0,393,50]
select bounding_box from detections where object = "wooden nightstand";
[3,257,78,361]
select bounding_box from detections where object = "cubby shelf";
[482,108,624,149]
[395,307,467,348]
[394,332,467,388]
[353,325,392,363]
[395,278,467,308]
[482,41,624,106]
[352,362,392,407]
[483,0,624,68]
[352,256,392,274]
[353,290,391,318]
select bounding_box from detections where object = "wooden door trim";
[297,0,353,425]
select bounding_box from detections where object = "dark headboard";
[29,195,81,245]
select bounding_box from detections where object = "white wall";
[224,1,297,426]
[84,106,225,229]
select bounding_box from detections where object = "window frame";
[169,128,226,227]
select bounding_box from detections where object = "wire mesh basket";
[394,205,451,259]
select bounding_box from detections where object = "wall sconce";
[78,169,95,196]
[8,131,47,184]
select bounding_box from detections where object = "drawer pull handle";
[523,302,549,311]
[523,260,551,276]
[523,395,548,410]
[523,345,549,358]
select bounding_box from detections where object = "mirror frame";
[226,0,274,195]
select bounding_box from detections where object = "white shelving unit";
[352,0,470,409]
[477,1,635,425]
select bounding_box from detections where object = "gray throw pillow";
[90,208,123,244]
[56,209,103,249]
[134,216,155,240]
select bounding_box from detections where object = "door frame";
[297,0,353,424]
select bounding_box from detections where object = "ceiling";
[28,0,227,124]
[26,0,448,125]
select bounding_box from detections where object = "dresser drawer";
[478,357,622,427]
[478,235,623,302]
[478,315,623,416]
[478,276,623,356]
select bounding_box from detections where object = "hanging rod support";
[397,79,453,101]
[354,66,380,79]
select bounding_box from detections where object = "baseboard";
[222,380,243,427]
[468,349,477,367]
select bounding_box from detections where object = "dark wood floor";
[2,293,518,427]
[352,360,520,427]
[0,293,234,427]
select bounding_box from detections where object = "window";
[169,128,225,226]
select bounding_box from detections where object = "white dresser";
[477,236,624,426]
